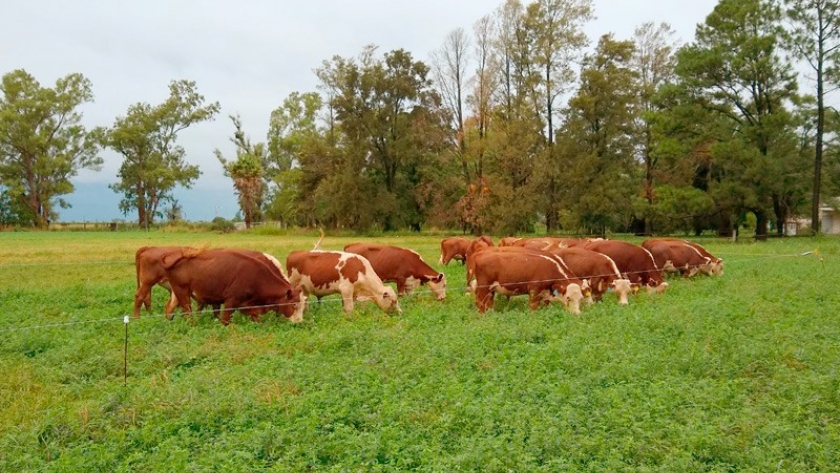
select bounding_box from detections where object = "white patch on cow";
[405,275,421,293]
[261,252,287,278]
[611,279,631,305]
[295,250,401,315]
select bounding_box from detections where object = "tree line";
[1,0,839,237]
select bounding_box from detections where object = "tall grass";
[0,231,838,471]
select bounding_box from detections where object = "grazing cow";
[163,248,306,325]
[134,245,193,318]
[544,247,633,305]
[641,239,712,277]
[583,239,669,294]
[647,238,724,276]
[344,243,446,300]
[439,237,471,265]
[469,248,586,314]
[286,250,402,315]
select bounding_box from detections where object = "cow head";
[712,259,724,276]
[646,279,669,294]
[359,286,403,315]
[275,285,307,323]
[427,272,446,300]
[610,278,632,305]
[559,283,584,315]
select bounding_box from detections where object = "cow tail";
[312,228,325,250]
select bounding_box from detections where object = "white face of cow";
[712,260,724,276]
[561,283,584,315]
[611,279,631,305]
[646,280,669,295]
[373,286,402,315]
[427,273,446,300]
[288,292,307,324]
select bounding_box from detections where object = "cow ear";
[383,291,391,300]
[434,273,444,283]
[286,289,293,299]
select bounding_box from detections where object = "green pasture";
[1,230,838,472]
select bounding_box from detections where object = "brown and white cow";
[641,239,711,277]
[583,239,669,294]
[439,237,471,266]
[286,250,402,315]
[544,246,633,305]
[646,238,724,276]
[468,247,586,314]
[344,243,446,300]
[162,248,306,325]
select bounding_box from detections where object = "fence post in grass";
[123,315,129,386]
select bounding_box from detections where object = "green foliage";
[215,115,266,229]
[1,232,840,471]
[209,216,235,233]
[0,70,103,228]
[104,80,220,228]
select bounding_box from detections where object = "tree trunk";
[754,210,768,241]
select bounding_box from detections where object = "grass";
[1,231,839,471]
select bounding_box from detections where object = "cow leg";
[396,279,407,296]
[164,291,179,316]
[528,291,541,311]
[133,284,150,318]
[340,287,355,314]
[474,287,494,313]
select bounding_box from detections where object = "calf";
[163,248,306,325]
[286,250,402,315]
[344,243,446,300]
[469,247,586,315]
[583,239,668,294]
[439,237,471,265]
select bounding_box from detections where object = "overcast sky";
[1,0,719,222]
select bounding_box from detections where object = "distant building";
[785,200,840,235]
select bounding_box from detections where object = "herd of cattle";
[132,235,723,325]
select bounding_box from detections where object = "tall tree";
[524,0,594,231]
[676,0,799,238]
[631,22,678,234]
[105,80,219,228]
[561,34,640,234]
[315,46,448,230]
[215,115,265,229]
[431,28,471,162]
[783,0,840,234]
[0,70,103,227]
[265,91,324,226]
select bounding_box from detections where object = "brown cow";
[544,247,633,305]
[286,250,402,315]
[583,239,669,294]
[134,245,192,318]
[439,237,471,266]
[469,248,586,314]
[647,238,724,276]
[163,248,306,325]
[344,243,446,300]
